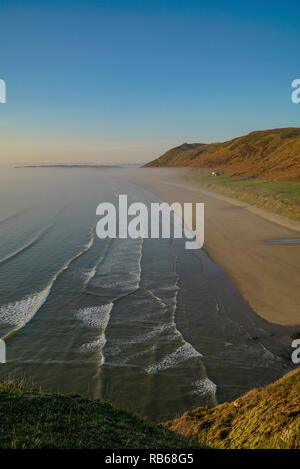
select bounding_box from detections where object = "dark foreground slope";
[0,369,299,449]
[0,380,202,449]
[163,368,300,449]
[145,128,300,181]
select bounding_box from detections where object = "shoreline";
[161,180,300,233]
[128,169,300,327]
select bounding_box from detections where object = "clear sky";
[1,0,300,165]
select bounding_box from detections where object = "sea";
[0,166,291,421]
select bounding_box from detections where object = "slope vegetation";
[162,368,300,449]
[0,380,203,449]
[145,128,300,181]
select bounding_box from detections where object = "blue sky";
[1,0,300,164]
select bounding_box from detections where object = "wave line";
[1,226,96,340]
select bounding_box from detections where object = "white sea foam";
[159,285,180,292]
[146,342,203,373]
[77,303,113,364]
[79,337,106,352]
[193,378,217,401]
[84,235,113,287]
[148,289,168,309]
[110,323,174,351]
[0,285,51,331]
[62,227,95,273]
[89,238,143,296]
[84,229,95,250]
[135,323,173,343]
[0,227,96,339]
[76,303,113,329]
[137,238,143,287]
[144,279,213,391]
[83,264,97,284]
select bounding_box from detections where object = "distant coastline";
[14,164,122,169]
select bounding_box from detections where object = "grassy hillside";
[179,172,300,222]
[145,128,300,181]
[162,368,300,449]
[0,380,203,449]
[0,370,298,449]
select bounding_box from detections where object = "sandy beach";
[130,169,300,327]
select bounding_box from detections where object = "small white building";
[211,170,222,176]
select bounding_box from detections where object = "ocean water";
[0,167,292,421]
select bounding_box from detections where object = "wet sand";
[130,169,300,327]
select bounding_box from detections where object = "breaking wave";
[0,226,96,339]
[86,237,143,302]
[0,286,52,339]
[192,378,217,404]
[146,343,203,373]
[77,303,113,364]
[0,224,54,265]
